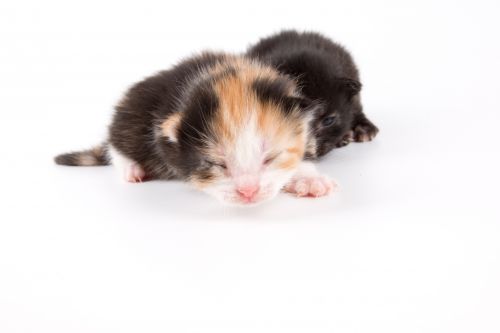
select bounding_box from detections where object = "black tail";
[54,144,110,166]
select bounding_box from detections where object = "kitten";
[55,53,336,206]
[247,30,379,158]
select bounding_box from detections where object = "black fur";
[252,77,314,115]
[247,30,379,158]
[252,77,293,105]
[108,52,227,180]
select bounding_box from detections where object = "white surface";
[1,1,500,332]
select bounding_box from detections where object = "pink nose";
[236,184,260,199]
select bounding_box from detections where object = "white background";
[1,1,499,332]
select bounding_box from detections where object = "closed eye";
[263,154,279,166]
[208,160,227,169]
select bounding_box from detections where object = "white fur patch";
[231,113,262,174]
[108,144,143,182]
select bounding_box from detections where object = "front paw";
[284,175,337,198]
[353,121,379,142]
[336,130,354,148]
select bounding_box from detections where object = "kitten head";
[311,78,362,157]
[159,58,314,206]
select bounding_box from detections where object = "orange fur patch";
[278,155,300,170]
[207,57,305,161]
[160,112,182,141]
[159,56,308,178]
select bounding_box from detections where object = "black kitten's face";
[307,78,362,157]
[312,94,356,157]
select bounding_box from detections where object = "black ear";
[337,78,362,98]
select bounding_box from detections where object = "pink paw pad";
[124,163,146,183]
[285,176,337,198]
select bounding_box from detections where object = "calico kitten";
[55,53,336,206]
[247,30,379,158]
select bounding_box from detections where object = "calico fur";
[55,52,335,205]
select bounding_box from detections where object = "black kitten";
[247,30,379,158]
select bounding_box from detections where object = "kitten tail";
[54,144,110,166]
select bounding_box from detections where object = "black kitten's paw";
[335,130,354,148]
[353,121,379,143]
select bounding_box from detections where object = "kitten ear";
[337,78,362,98]
[160,112,182,143]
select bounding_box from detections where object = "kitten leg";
[351,112,379,143]
[335,130,354,148]
[108,145,146,183]
[124,163,146,183]
[284,162,337,197]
